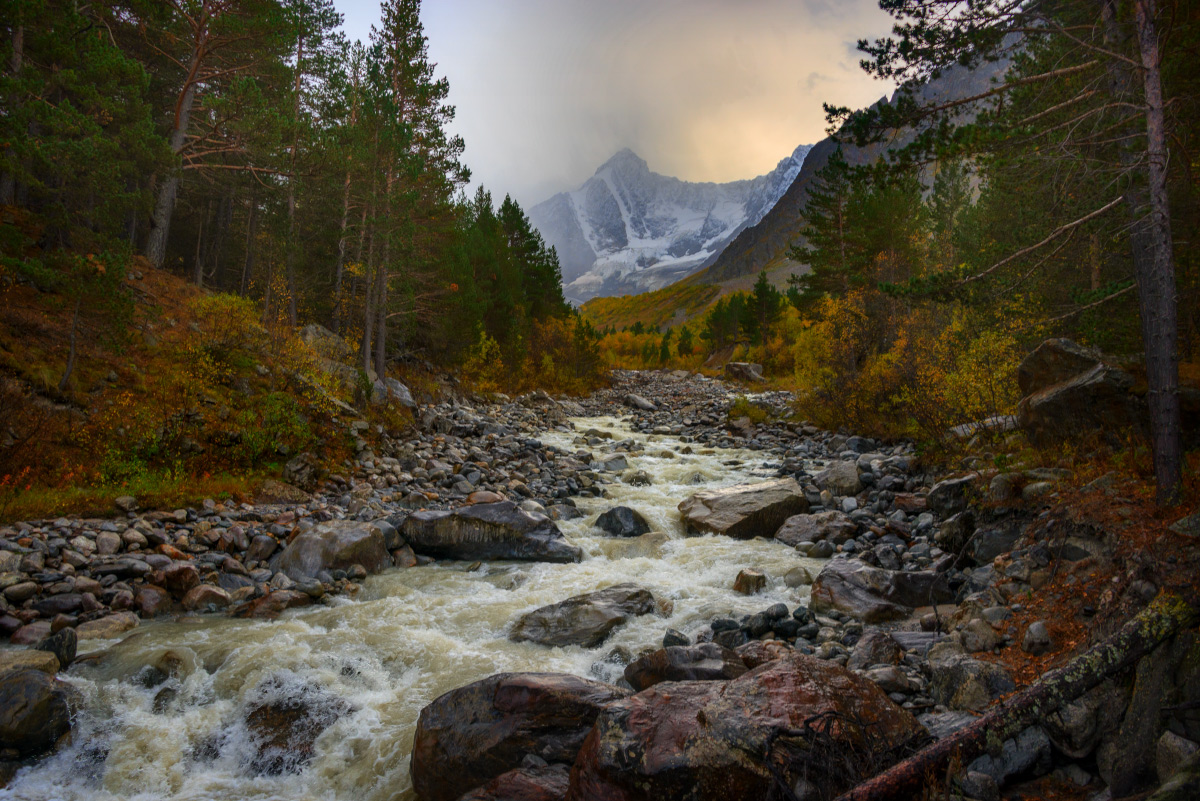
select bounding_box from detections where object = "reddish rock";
[182,584,232,611]
[10,621,52,645]
[732,569,766,595]
[623,644,747,691]
[411,672,630,801]
[243,676,353,775]
[234,590,312,620]
[734,639,794,669]
[457,763,571,801]
[466,490,505,506]
[135,585,174,617]
[163,563,201,597]
[158,544,190,561]
[392,545,418,568]
[567,653,927,801]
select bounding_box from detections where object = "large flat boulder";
[623,644,748,691]
[271,519,392,580]
[400,502,581,563]
[809,558,954,623]
[457,763,571,801]
[1018,363,1143,444]
[678,478,809,540]
[567,653,926,801]
[1017,338,1102,396]
[509,584,655,649]
[411,673,630,801]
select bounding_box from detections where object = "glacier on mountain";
[528,144,813,303]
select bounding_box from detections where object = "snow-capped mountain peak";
[528,143,813,303]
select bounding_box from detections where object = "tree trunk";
[333,170,352,333]
[285,34,304,328]
[241,192,258,296]
[1132,0,1182,506]
[144,16,207,269]
[836,592,1200,801]
[0,24,23,205]
[193,198,209,286]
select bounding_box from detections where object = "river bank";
[1,369,1197,800]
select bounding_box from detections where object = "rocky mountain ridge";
[529,145,813,303]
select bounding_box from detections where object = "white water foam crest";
[2,415,825,801]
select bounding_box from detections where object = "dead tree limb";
[835,591,1200,801]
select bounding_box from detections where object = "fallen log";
[835,591,1200,801]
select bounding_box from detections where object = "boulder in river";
[594,507,651,538]
[410,672,630,801]
[243,676,354,775]
[0,669,73,759]
[678,478,809,540]
[400,502,581,563]
[623,644,748,691]
[567,653,927,801]
[509,584,656,648]
[271,519,392,580]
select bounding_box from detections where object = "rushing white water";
[3,416,825,801]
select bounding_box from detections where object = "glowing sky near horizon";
[337,0,896,207]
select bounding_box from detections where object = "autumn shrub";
[462,327,506,393]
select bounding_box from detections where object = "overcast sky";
[338,1,896,207]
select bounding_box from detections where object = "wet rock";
[567,653,927,801]
[457,762,572,801]
[182,584,232,611]
[662,628,690,648]
[271,519,391,580]
[0,651,60,675]
[678,478,809,540]
[243,676,354,775]
[31,593,83,617]
[774,510,858,546]
[732,569,767,595]
[163,562,200,597]
[783,566,813,587]
[10,622,51,645]
[815,460,862,497]
[810,559,952,623]
[34,628,76,669]
[0,669,72,758]
[75,612,139,640]
[970,527,1019,565]
[623,644,748,691]
[234,590,312,620]
[135,585,173,617]
[246,534,279,563]
[594,507,650,538]
[400,502,581,563]
[411,672,630,801]
[509,584,655,648]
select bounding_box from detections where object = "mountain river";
[2,415,826,801]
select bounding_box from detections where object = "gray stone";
[509,584,655,648]
[400,502,582,563]
[624,394,657,412]
[774,511,857,546]
[1158,731,1200,782]
[967,725,1052,784]
[927,475,976,516]
[814,461,862,497]
[678,478,809,539]
[810,558,953,623]
[623,644,748,691]
[271,519,391,580]
[1022,621,1053,655]
[930,653,1015,712]
[724,362,765,383]
[595,507,651,538]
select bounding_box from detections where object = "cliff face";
[698,59,1008,286]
